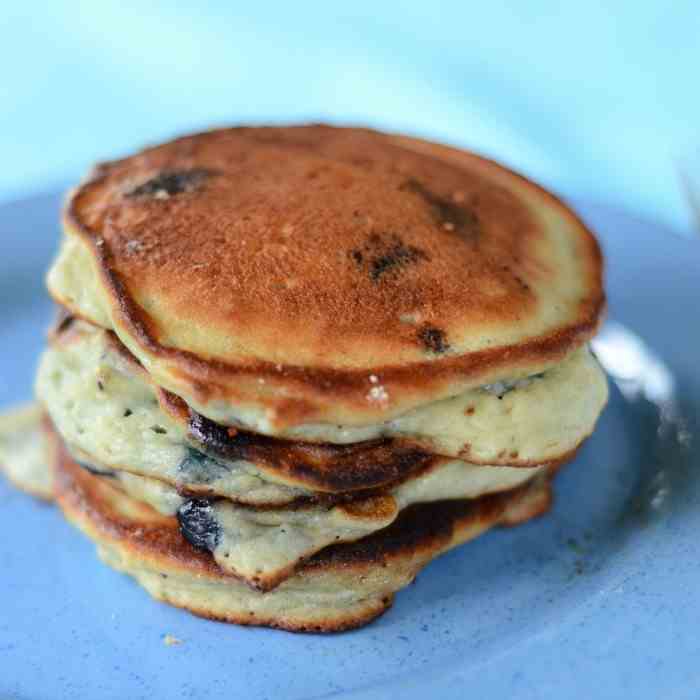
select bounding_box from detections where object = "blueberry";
[188,412,232,454]
[125,169,216,198]
[177,448,230,485]
[417,326,450,354]
[177,499,221,552]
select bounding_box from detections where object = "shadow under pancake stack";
[0,126,608,631]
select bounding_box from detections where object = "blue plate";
[1,194,698,700]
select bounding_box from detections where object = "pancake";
[51,432,553,632]
[184,347,607,462]
[0,403,53,499]
[48,125,605,435]
[37,317,606,507]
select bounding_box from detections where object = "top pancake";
[52,125,604,430]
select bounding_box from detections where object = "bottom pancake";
[51,434,553,632]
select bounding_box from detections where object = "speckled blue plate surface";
[1,194,698,700]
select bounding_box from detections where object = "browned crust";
[179,391,586,479]
[159,350,591,474]
[183,396,439,493]
[61,125,605,426]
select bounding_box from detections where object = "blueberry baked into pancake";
[1,125,608,631]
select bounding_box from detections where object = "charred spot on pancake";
[188,411,432,493]
[350,233,428,282]
[177,499,221,552]
[399,178,479,238]
[124,169,216,199]
[417,326,449,354]
[188,412,239,455]
[189,411,302,462]
[311,498,497,568]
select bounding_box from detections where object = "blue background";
[2,1,699,231]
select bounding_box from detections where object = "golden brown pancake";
[50,125,604,433]
[50,429,553,632]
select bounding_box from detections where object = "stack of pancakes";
[7,126,608,631]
